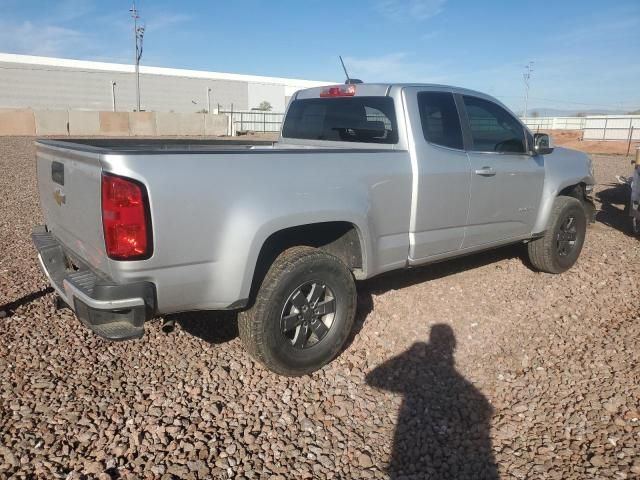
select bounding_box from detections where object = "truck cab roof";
[292,83,515,125]
[295,82,497,101]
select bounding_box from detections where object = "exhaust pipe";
[162,317,176,334]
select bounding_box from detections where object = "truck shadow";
[0,287,54,318]
[169,310,239,344]
[366,325,498,479]
[173,244,527,347]
[348,243,528,345]
[596,183,635,236]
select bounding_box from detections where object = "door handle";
[474,167,496,176]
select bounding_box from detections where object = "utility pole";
[207,87,212,114]
[522,61,534,119]
[130,1,145,112]
[111,81,117,112]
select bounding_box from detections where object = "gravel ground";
[1,137,639,479]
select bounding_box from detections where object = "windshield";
[282,96,398,144]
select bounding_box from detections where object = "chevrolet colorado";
[32,83,595,375]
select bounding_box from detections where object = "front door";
[459,95,544,247]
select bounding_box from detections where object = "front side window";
[463,96,527,153]
[417,91,464,150]
[282,97,398,144]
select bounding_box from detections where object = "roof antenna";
[339,56,363,85]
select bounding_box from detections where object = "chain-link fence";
[522,115,640,143]
[521,116,586,131]
[216,109,640,142]
[219,110,284,135]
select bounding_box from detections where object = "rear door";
[403,87,471,261]
[458,94,544,247]
[36,142,111,276]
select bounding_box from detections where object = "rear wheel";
[238,246,357,376]
[527,196,587,273]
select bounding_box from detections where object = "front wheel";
[527,196,587,274]
[238,246,357,376]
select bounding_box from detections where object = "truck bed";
[34,137,413,313]
[36,138,400,156]
[37,138,275,154]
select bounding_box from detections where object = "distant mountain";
[519,107,636,117]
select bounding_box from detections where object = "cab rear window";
[282,97,398,144]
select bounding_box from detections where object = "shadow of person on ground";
[596,183,635,236]
[366,324,498,480]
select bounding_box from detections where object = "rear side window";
[462,96,527,153]
[282,97,398,144]
[417,91,464,150]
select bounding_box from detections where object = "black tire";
[527,196,587,274]
[238,246,357,376]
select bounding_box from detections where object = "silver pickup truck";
[33,83,595,375]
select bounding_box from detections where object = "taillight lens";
[319,84,356,97]
[101,173,152,260]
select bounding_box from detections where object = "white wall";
[247,83,286,112]
[583,116,640,141]
[0,53,332,114]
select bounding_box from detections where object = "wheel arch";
[532,176,594,234]
[240,219,370,308]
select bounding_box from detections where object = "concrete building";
[0,53,332,113]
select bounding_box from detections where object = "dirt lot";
[540,129,639,156]
[1,137,639,479]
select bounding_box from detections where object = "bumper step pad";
[90,321,144,341]
[32,227,154,342]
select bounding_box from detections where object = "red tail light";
[319,84,356,97]
[101,173,152,260]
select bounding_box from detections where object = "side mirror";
[533,133,554,155]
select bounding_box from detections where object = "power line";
[0,64,144,74]
[0,64,637,111]
[0,64,227,83]
[527,97,636,109]
[497,94,638,110]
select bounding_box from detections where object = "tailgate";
[36,142,111,277]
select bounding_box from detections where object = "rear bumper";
[32,226,156,340]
